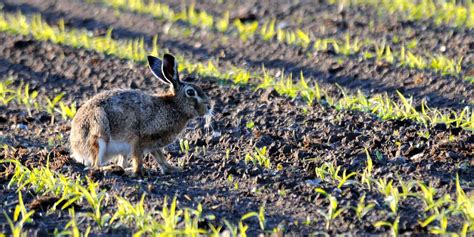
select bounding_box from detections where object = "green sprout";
[216,11,230,32]
[0,79,15,105]
[361,148,374,190]
[15,83,39,116]
[60,208,91,237]
[314,162,356,188]
[77,178,110,228]
[246,121,255,129]
[353,194,375,220]
[316,191,345,230]
[57,101,77,120]
[244,146,271,169]
[240,205,266,230]
[44,92,65,124]
[374,216,400,237]
[260,19,276,41]
[179,139,190,155]
[3,192,35,237]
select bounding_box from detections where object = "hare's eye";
[186,89,195,97]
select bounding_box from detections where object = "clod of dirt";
[29,196,80,212]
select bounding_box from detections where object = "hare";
[69,54,211,176]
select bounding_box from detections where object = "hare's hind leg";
[152,149,181,174]
[96,139,123,172]
[96,138,107,167]
[89,108,111,169]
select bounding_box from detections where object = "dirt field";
[0,0,472,235]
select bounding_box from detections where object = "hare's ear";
[147,55,172,85]
[162,53,180,89]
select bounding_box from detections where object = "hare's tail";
[70,108,111,167]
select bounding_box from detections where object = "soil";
[0,0,473,236]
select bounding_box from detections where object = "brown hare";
[69,54,211,176]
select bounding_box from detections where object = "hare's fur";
[69,54,209,175]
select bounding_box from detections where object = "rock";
[255,134,274,148]
[446,151,461,160]
[305,179,322,186]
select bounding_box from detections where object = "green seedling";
[386,188,400,215]
[76,178,110,228]
[233,20,258,42]
[299,72,321,105]
[374,216,400,237]
[417,181,451,214]
[317,194,345,230]
[179,139,190,155]
[353,194,375,220]
[160,196,180,235]
[3,192,35,237]
[216,11,230,32]
[208,223,223,237]
[396,175,416,198]
[177,3,213,29]
[336,34,362,55]
[375,177,394,197]
[361,148,374,190]
[313,38,330,52]
[246,120,255,129]
[223,220,239,237]
[44,92,65,124]
[240,205,266,230]
[15,83,39,116]
[260,19,276,41]
[453,174,474,222]
[61,208,91,237]
[314,162,356,188]
[57,101,77,120]
[111,194,154,230]
[244,146,271,169]
[295,29,311,48]
[0,79,15,105]
[225,148,230,159]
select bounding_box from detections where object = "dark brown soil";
[0,0,473,235]
[0,32,473,235]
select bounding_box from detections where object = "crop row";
[1,147,472,235]
[330,0,474,28]
[311,150,472,236]
[0,158,264,236]
[95,0,469,79]
[0,11,472,131]
[1,80,76,123]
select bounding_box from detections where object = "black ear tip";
[163,53,175,60]
[147,55,155,60]
[147,55,157,63]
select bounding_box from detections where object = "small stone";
[305,179,322,186]
[446,151,461,160]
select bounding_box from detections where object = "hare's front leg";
[152,149,181,174]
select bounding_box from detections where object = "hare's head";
[147,54,211,118]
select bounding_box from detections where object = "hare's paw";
[100,165,125,176]
[159,164,182,175]
[125,166,145,178]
